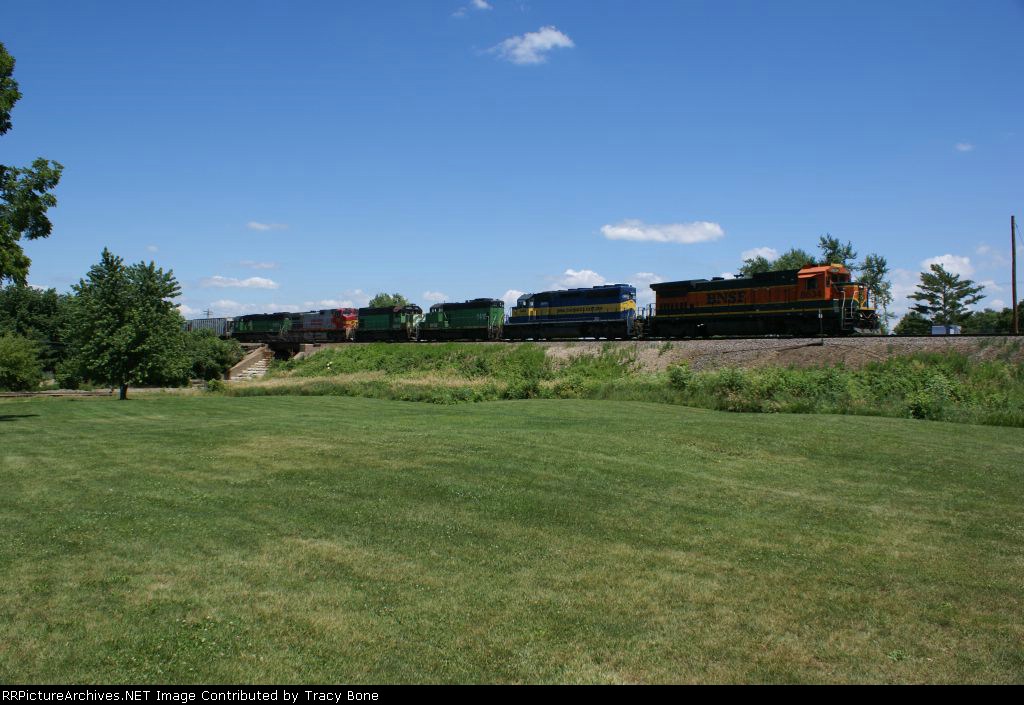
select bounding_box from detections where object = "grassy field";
[1,395,1022,683]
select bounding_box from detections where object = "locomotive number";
[707,291,746,305]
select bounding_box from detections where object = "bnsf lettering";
[706,291,746,305]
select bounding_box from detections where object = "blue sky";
[3,0,1022,317]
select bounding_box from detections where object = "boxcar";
[356,304,423,342]
[649,264,879,337]
[183,317,234,338]
[419,298,505,341]
[504,284,638,340]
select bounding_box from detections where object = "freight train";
[183,263,879,344]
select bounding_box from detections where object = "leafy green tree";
[961,303,1023,334]
[1,42,63,286]
[817,234,857,266]
[181,329,243,381]
[63,249,187,399]
[908,264,984,326]
[739,247,816,276]
[856,253,894,331]
[893,311,931,335]
[368,292,410,308]
[0,332,43,390]
[0,283,70,369]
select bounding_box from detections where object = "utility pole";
[1013,215,1019,335]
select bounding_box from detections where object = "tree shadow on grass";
[0,414,40,422]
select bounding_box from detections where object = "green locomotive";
[356,304,423,342]
[418,298,505,341]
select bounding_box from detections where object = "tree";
[63,249,187,399]
[961,303,1023,334]
[0,332,42,390]
[0,283,70,369]
[856,253,894,331]
[1,42,63,286]
[818,234,857,266]
[368,292,409,308]
[908,263,984,326]
[738,247,816,276]
[893,311,931,335]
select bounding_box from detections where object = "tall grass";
[232,345,1024,427]
[666,352,1024,427]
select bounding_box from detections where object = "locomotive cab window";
[805,278,818,291]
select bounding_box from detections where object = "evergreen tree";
[0,42,63,285]
[908,263,984,326]
[63,249,187,399]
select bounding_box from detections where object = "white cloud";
[975,243,1009,269]
[240,260,279,270]
[247,221,288,231]
[979,279,1003,293]
[206,300,300,317]
[146,245,159,253]
[954,142,974,152]
[502,289,524,308]
[304,300,356,309]
[303,289,370,309]
[490,26,574,65]
[921,254,974,277]
[177,303,201,318]
[630,272,664,306]
[741,246,778,262]
[555,268,606,289]
[422,290,448,303]
[200,275,280,289]
[988,299,1006,310]
[601,219,725,244]
[453,0,492,15]
[890,268,920,317]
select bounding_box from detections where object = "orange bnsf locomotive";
[649,264,878,337]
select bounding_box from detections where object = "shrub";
[183,330,244,381]
[0,333,43,391]
[667,363,694,390]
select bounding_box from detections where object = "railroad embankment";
[539,335,1024,372]
[222,337,1024,427]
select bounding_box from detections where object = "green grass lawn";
[1,395,1022,683]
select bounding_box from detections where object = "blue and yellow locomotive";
[504,284,638,340]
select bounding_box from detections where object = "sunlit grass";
[1,395,1022,683]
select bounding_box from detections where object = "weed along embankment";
[225,339,1024,427]
[1,394,1022,682]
